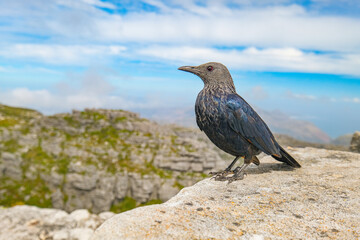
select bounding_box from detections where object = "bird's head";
[178,62,235,89]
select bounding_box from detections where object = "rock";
[91,188,115,213]
[64,189,93,213]
[92,148,360,240]
[40,171,64,187]
[158,181,179,202]
[41,136,63,155]
[98,211,115,222]
[51,189,64,209]
[349,131,360,153]
[91,176,116,213]
[67,173,98,191]
[0,152,22,180]
[129,173,161,203]
[52,230,69,240]
[190,162,203,172]
[69,228,94,240]
[0,205,109,240]
[114,173,129,200]
[70,209,91,222]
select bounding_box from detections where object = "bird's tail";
[272,146,301,168]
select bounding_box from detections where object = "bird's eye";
[207,66,213,71]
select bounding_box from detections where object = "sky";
[0,0,359,139]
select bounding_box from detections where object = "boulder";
[0,205,113,240]
[92,147,360,240]
[349,131,360,153]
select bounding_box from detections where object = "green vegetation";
[81,111,106,121]
[63,115,80,127]
[22,146,55,173]
[143,160,173,178]
[140,199,163,206]
[57,155,71,175]
[173,181,185,190]
[0,118,19,127]
[184,143,196,152]
[0,176,52,208]
[110,197,163,213]
[115,116,127,122]
[0,104,41,119]
[20,126,30,135]
[3,139,21,153]
[88,125,123,147]
[110,197,137,213]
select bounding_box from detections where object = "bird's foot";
[209,169,233,181]
[226,172,247,184]
[211,164,249,183]
[209,170,247,182]
[213,172,247,183]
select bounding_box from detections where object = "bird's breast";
[195,92,229,136]
[195,91,225,128]
[195,90,252,156]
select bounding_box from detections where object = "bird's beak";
[178,66,199,75]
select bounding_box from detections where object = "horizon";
[0,0,359,138]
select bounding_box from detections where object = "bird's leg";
[209,156,240,180]
[226,163,250,183]
[216,155,255,183]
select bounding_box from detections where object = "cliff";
[0,104,226,213]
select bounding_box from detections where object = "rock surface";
[92,147,360,240]
[0,205,114,240]
[349,131,360,153]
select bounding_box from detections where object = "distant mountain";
[255,109,331,144]
[331,133,353,146]
[140,107,331,144]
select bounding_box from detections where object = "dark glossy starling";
[178,62,301,182]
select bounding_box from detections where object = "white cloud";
[286,91,317,101]
[90,4,360,52]
[343,97,360,103]
[7,88,55,107]
[0,69,169,114]
[287,92,360,104]
[138,46,360,76]
[0,44,126,65]
[0,87,128,114]
[2,1,360,51]
[80,0,116,9]
[0,1,360,75]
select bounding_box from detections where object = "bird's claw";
[227,172,247,184]
[209,170,233,181]
[210,170,247,183]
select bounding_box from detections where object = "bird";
[178,62,301,182]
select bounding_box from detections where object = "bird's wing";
[225,94,280,156]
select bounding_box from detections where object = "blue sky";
[0,0,359,139]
